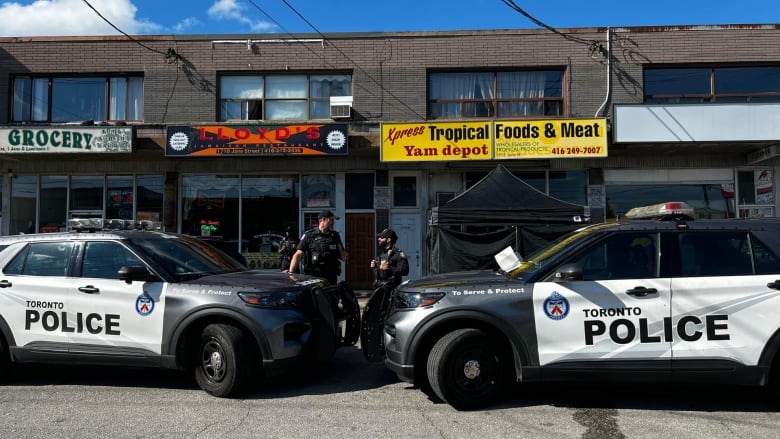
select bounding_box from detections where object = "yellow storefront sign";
[494,118,607,159]
[381,118,607,162]
[381,121,492,162]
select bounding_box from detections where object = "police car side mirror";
[554,263,583,282]
[118,265,158,284]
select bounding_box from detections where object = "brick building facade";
[1,25,779,285]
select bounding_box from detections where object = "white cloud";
[208,0,275,32]
[0,0,160,37]
[173,17,199,34]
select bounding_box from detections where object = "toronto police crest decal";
[136,294,155,316]
[543,291,569,320]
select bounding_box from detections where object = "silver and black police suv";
[362,203,780,410]
[0,220,359,397]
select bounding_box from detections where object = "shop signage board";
[493,118,607,159]
[0,126,132,153]
[381,121,492,162]
[380,118,607,162]
[166,123,348,157]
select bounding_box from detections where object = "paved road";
[1,344,778,439]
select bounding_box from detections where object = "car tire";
[427,328,510,410]
[194,323,257,397]
[770,358,780,400]
[0,337,12,379]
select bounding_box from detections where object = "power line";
[240,0,390,116]
[246,0,427,120]
[499,0,605,56]
[80,0,168,57]
[239,0,392,116]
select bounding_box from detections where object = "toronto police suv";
[362,202,780,410]
[0,219,359,397]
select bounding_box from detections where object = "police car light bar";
[68,218,162,232]
[624,201,695,220]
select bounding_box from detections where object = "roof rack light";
[68,218,162,232]
[624,202,695,221]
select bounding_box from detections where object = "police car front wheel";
[426,328,512,410]
[194,323,257,397]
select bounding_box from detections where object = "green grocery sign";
[0,127,133,153]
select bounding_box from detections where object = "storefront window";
[106,176,134,220]
[10,175,37,235]
[8,174,163,234]
[549,170,587,206]
[40,176,67,232]
[303,211,320,231]
[70,176,104,212]
[393,176,417,207]
[181,175,240,241]
[737,169,774,218]
[513,171,546,192]
[605,184,734,219]
[241,176,298,267]
[302,174,335,208]
[465,170,586,205]
[136,175,164,222]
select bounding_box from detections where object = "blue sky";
[1,0,778,37]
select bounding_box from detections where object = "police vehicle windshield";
[507,223,619,279]
[131,234,246,281]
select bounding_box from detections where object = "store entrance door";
[391,213,421,280]
[345,213,374,289]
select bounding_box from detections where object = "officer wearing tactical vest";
[370,228,409,288]
[288,209,348,284]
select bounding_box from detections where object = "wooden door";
[345,213,375,289]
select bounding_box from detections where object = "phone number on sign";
[551,146,603,155]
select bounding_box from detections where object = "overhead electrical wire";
[241,0,396,117]
[246,0,427,120]
[499,0,606,57]
[80,0,168,56]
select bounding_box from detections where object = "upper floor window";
[644,67,780,103]
[428,70,564,120]
[219,74,352,121]
[12,75,143,122]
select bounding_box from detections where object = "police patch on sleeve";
[136,294,155,316]
[543,291,569,320]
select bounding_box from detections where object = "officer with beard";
[370,228,409,288]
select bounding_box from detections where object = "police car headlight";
[238,291,302,308]
[395,292,445,308]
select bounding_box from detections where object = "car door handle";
[78,285,100,294]
[768,280,780,290]
[0,279,12,288]
[626,286,658,296]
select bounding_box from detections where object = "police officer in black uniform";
[370,228,409,288]
[278,226,298,270]
[288,209,348,285]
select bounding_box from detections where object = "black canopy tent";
[428,164,588,274]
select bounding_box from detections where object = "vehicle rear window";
[678,232,752,277]
[5,242,75,276]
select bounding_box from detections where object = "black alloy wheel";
[194,323,256,397]
[427,328,511,410]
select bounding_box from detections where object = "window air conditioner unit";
[330,96,353,119]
